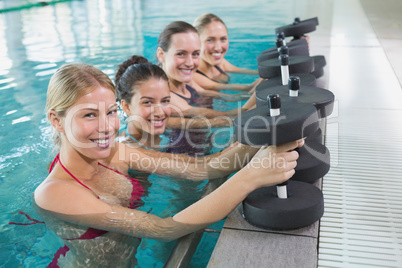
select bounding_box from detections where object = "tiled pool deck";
[208,0,402,267]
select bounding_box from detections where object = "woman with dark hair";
[115,55,234,151]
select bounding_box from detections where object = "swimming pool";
[0,0,290,266]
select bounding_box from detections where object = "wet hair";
[157,21,199,53]
[46,63,115,148]
[115,55,168,103]
[193,13,227,34]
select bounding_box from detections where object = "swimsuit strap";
[185,84,199,95]
[98,162,130,179]
[50,153,97,196]
[214,65,226,74]
[214,65,230,83]
[195,69,209,79]
[50,152,133,181]
[196,66,230,84]
[170,89,191,100]
[49,153,60,173]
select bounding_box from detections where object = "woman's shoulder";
[220,59,240,74]
[34,175,90,213]
[193,69,211,84]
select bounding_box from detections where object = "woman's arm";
[175,106,243,118]
[198,141,260,177]
[35,141,300,242]
[118,139,303,181]
[34,180,200,242]
[169,92,241,118]
[190,81,250,102]
[193,72,256,92]
[174,143,299,224]
[166,115,233,129]
[220,58,259,76]
[241,91,256,111]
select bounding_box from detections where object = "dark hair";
[115,55,168,103]
[157,21,199,53]
[193,13,226,34]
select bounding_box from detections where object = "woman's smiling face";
[159,32,201,84]
[61,86,120,160]
[126,78,171,136]
[199,21,229,66]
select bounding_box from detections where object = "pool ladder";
[164,178,225,267]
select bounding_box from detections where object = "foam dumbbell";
[273,17,326,78]
[257,39,310,63]
[256,76,333,183]
[257,46,317,89]
[234,94,324,230]
[275,17,319,38]
[256,76,334,118]
[258,46,314,79]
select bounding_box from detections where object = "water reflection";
[1,1,144,266]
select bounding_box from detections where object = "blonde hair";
[46,63,115,148]
[193,13,226,34]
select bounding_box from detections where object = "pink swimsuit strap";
[50,154,145,207]
[50,153,97,197]
[98,162,129,178]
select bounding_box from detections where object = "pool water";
[0,0,292,267]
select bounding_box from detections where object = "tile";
[360,0,402,40]
[208,229,318,268]
[360,0,402,86]
[378,39,402,86]
[328,46,402,110]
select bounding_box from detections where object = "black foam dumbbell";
[255,76,333,183]
[258,45,314,79]
[258,39,310,63]
[257,46,317,90]
[275,17,319,38]
[234,94,325,230]
[256,76,334,118]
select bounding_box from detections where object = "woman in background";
[193,13,262,91]
[115,55,234,151]
[156,21,257,119]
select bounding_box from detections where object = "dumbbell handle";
[277,182,288,199]
[279,54,289,86]
[276,38,285,51]
[288,76,300,97]
[268,94,281,116]
[268,94,288,199]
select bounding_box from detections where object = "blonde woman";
[193,13,262,91]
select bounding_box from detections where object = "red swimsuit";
[47,153,145,268]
